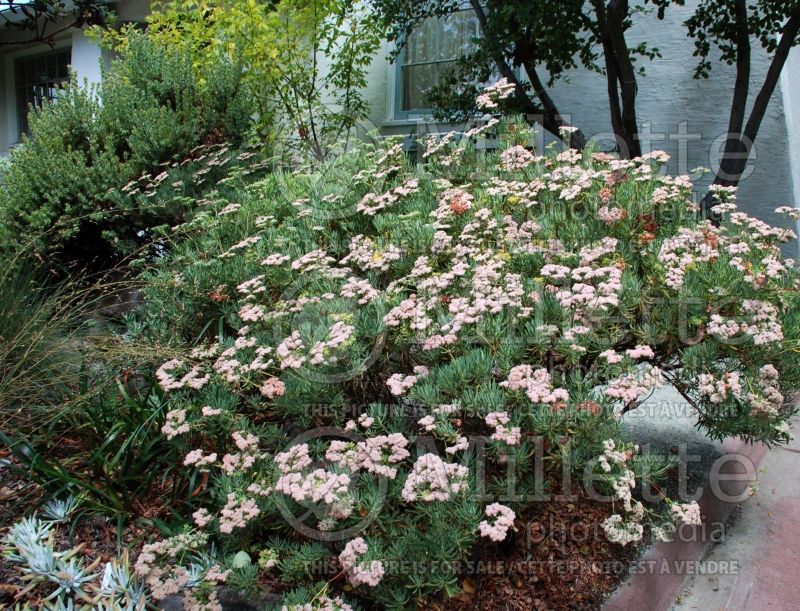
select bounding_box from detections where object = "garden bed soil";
[438,491,638,611]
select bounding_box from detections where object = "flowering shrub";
[126,80,800,608]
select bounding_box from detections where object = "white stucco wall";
[545,1,795,243]
[782,47,800,221]
[70,30,106,87]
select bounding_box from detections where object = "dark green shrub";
[0,33,251,272]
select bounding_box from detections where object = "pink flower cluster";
[542,263,623,319]
[262,253,290,266]
[309,322,355,366]
[260,376,286,399]
[221,431,260,473]
[602,514,643,546]
[341,276,379,304]
[341,235,402,272]
[597,206,626,224]
[579,237,618,266]
[219,493,260,533]
[475,77,515,110]
[626,345,654,360]
[290,249,338,273]
[604,365,663,404]
[218,235,261,259]
[386,366,429,396]
[157,358,210,391]
[401,453,469,502]
[162,409,190,439]
[478,503,516,542]
[671,501,702,526]
[276,466,351,506]
[708,300,783,346]
[485,177,544,208]
[698,371,743,404]
[750,365,783,417]
[500,145,540,171]
[699,366,784,417]
[356,179,419,216]
[597,439,629,472]
[274,443,354,519]
[383,295,433,332]
[184,448,217,468]
[545,163,597,200]
[326,433,410,479]
[135,533,223,604]
[599,349,624,364]
[338,538,385,587]
[500,365,569,405]
[277,331,306,369]
[729,211,797,243]
[657,225,720,289]
[485,411,521,445]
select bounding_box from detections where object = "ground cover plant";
[3,81,799,610]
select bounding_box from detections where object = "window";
[397,8,480,114]
[15,48,71,137]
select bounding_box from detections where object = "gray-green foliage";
[2,514,148,607]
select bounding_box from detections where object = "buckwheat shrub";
[131,81,799,608]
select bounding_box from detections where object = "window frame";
[391,6,481,120]
[3,41,72,145]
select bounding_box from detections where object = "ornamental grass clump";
[127,80,800,609]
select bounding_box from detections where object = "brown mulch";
[438,492,639,611]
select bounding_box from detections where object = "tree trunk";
[469,0,587,149]
[713,3,800,187]
[715,0,751,186]
[606,0,641,157]
[592,0,641,158]
[522,58,587,149]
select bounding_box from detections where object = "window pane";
[57,51,70,80]
[399,9,480,113]
[403,63,437,111]
[438,11,478,60]
[405,18,437,64]
[15,48,72,137]
[34,57,46,82]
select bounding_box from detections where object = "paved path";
[671,418,800,611]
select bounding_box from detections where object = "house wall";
[0,0,795,238]
[70,30,107,86]
[782,47,800,231]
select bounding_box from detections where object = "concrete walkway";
[671,418,800,611]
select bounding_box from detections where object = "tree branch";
[469,0,586,147]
